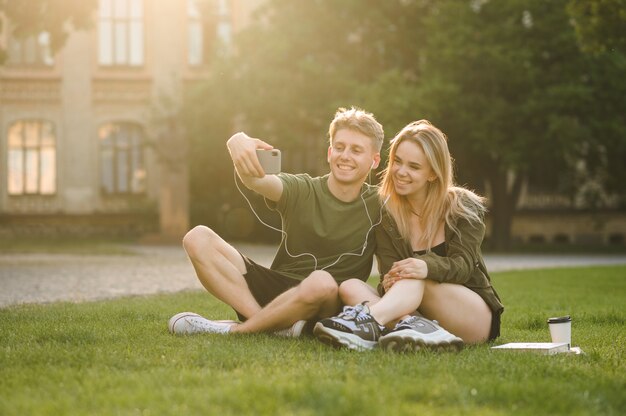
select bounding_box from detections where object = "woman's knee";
[182,225,219,258]
[338,278,367,299]
[298,271,338,305]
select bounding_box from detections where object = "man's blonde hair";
[328,107,384,151]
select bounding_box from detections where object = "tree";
[566,0,626,203]
[182,0,397,234]
[567,0,626,54]
[419,1,626,248]
[184,0,626,248]
[0,0,96,64]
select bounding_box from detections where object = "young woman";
[314,120,504,352]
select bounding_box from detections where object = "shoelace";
[338,303,368,321]
[399,316,418,327]
[188,316,231,333]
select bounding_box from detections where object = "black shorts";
[235,254,301,321]
[488,309,502,342]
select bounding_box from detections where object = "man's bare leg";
[183,225,261,319]
[231,270,341,334]
[183,225,341,334]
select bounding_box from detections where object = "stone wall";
[492,210,626,246]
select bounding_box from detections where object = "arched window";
[99,122,146,194]
[7,120,57,195]
[98,0,144,66]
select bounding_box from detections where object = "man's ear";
[372,153,381,169]
[327,146,332,164]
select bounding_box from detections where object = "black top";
[413,241,446,257]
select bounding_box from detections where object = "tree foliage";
[567,0,626,54]
[0,0,97,64]
[408,0,623,247]
[185,0,626,247]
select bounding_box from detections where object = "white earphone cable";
[233,169,389,273]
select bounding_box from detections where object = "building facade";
[0,0,263,239]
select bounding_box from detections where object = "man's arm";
[226,132,283,202]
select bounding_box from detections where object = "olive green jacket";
[375,210,504,315]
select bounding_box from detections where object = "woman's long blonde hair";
[379,120,486,249]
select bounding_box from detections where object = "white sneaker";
[274,320,307,338]
[168,312,238,335]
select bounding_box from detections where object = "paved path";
[1,243,625,308]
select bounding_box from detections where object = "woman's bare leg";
[338,279,380,306]
[418,280,492,343]
[339,278,492,343]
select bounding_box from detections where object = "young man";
[169,107,384,336]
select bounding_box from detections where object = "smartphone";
[256,149,281,174]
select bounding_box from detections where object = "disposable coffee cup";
[547,315,571,349]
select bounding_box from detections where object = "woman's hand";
[383,258,428,291]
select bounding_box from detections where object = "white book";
[491,342,570,355]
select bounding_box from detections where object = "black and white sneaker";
[313,303,384,351]
[378,315,464,352]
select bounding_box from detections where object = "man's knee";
[182,225,219,259]
[298,271,338,305]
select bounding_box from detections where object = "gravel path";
[1,243,625,308]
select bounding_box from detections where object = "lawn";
[1,266,624,416]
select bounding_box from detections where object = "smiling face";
[390,139,436,201]
[327,128,380,187]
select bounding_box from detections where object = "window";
[98,0,144,66]
[99,122,146,194]
[187,0,231,67]
[7,120,57,195]
[216,0,232,45]
[6,31,54,66]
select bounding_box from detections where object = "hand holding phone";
[256,149,281,174]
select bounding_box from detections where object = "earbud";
[371,160,376,169]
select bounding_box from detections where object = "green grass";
[487,242,626,255]
[1,266,624,416]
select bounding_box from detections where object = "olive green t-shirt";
[268,173,381,282]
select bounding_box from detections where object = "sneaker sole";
[313,322,377,351]
[379,330,464,353]
[169,312,200,334]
